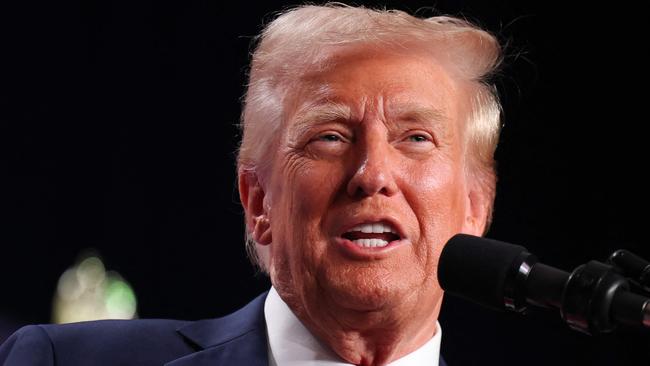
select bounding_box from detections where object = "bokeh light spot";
[52,251,138,323]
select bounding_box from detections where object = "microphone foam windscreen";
[438,234,529,310]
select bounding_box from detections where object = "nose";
[346,134,399,198]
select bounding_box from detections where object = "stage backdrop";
[2,1,649,364]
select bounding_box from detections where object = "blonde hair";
[238,3,502,270]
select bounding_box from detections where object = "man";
[0,4,501,365]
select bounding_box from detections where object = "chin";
[319,264,414,311]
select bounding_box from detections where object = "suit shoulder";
[39,318,190,341]
[43,319,194,353]
[2,319,195,366]
[0,325,55,365]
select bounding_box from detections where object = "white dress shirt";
[264,287,441,366]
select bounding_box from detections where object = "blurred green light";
[105,279,137,318]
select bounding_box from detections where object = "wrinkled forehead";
[280,46,474,134]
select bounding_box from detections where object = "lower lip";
[333,237,410,260]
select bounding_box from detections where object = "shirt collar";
[264,287,441,366]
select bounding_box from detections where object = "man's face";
[258,51,485,313]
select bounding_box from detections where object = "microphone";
[438,234,650,335]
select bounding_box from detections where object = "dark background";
[1,0,649,364]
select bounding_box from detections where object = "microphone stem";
[525,263,569,309]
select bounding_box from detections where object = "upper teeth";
[349,222,397,235]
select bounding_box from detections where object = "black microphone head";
[438,234,531,311]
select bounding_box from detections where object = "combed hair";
[238,3,503,271]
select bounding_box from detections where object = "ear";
[238,168,272,245]
[461,186,490,237]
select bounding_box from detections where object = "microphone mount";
[439,234,650,336]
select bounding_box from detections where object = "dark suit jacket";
[0,291,446,365]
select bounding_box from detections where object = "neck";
[287,288,442,366]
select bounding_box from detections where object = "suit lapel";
[166,292,269,366]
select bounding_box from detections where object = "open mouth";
[341,222,402,248]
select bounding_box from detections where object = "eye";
[309,131,350,144]
[407,134,430,143]
[305,131,350,158]
[317,134,343,142]
[403,131,434,144]
[396,131,436,156]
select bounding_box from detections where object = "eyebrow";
[389,103,448,126]
[292,102,446,123]
[291,102,353,129]
[389,103,451,142]
[288,101,449,141]
[288,102,353,143]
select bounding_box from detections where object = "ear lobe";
[238,169,272,245]
[462,188,490,236]
[252,215,272,245]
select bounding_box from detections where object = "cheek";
[270,159,344,266]
[406,158,467,241]
[290,162,342,220]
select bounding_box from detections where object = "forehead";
[284,49,469,126]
